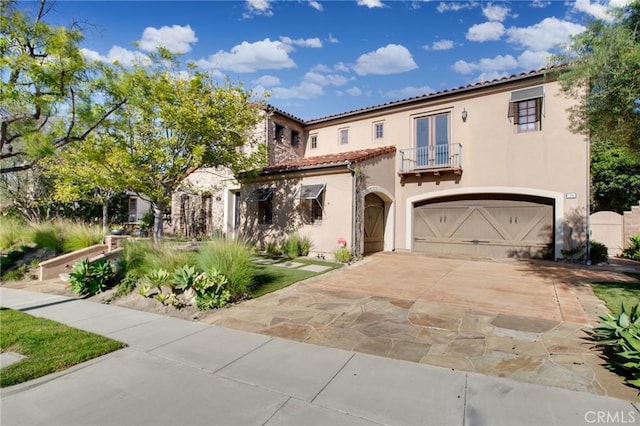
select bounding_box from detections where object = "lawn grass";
[250,257,342,298]
[591,272,640,316]
[0,308,125,387]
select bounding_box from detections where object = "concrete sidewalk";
[1,287,638,426]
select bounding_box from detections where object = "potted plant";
[110,224,125,235]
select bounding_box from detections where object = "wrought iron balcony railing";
[398,143,462,174]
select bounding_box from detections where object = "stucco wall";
[240,169,353,255]
[302,78,587,256]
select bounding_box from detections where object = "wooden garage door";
[413,197,553,259]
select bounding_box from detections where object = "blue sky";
[35,0,627,121]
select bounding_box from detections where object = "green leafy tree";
[552,1,640,153]
[591,141,640,213]
[103,50,267,240]
[0,0,125,174]
[43,134,129,232]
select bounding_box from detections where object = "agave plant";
[145,268,172,294]
[591,303,640,389]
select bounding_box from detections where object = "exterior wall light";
[461,108,468,122]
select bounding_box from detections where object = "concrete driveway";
[201,252,640,401]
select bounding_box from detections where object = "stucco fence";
[590,202,640,257]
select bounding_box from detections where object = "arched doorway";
[364,193,385,254]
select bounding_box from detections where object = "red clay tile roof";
[262,146,396,174]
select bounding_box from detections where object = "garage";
[413,194,554,259]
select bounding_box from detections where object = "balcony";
[398,143,462,176]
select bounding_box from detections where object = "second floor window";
[514,99,542,132]
[508,86,544,132]
[340,128,349,145]
[374,122,384,139]
[275,123,285,141]
[310,135,318,149]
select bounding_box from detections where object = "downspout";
[346,160,357,258]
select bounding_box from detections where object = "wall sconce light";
[461,108,468,123]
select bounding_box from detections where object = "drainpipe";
[346,160,357,258]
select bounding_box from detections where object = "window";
[374,122,384,140]
[340,128,349,145]
[291,130,299,147]
[414,113,450,167]
[310,134,318,149]
[508,86,544,132]
[128,197,137,222]
[275,123,285,142]
[247,188,273,224]
[293,184,325,223]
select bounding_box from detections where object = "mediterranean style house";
[175,67,589,261]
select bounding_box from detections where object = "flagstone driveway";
[200,252,640,401]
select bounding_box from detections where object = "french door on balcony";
[416,113,449,168]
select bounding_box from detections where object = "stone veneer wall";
[267,114,305,166]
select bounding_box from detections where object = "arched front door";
[364,193,385,254]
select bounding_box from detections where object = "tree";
[591,141,640,213]
[102,51,267,241]
[43,134,128,233]
[0,0,125,174]
[552,1,640,153]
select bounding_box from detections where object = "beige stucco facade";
[179,68,589,260]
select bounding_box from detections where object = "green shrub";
[68,259,116,297]
[0,217,28,251]
[622,235,640,261]
[62,222,104,253]
[298,234,313,256]
[30,222,64,254]
[192,268,231,310]
[120,240,190,278]
[2,265,27,281]
[105,271,139,303]
[265,240,280,256]
[195,240,253,299]
[145,268,172,293]
[333,246,352,263]
[589,240,609,265]
[591,303,640,389]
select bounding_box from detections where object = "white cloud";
[571,0,624,22]
[280,36,323,49]
[506,17,585,51]
[327,34,339,43]
[452,54,518,75]
[517,50,551,70]
[80,46,150,66]
[357,0,385,8]
[482,3,510,21]
[270,82,324,99]
[530,0,550,8]
[425,39,455,51]
[346,87,363,96]
[334,62,349,72]
[384,85,434,99]
[309,0,323,11]
[352,44,417,76]
[138,25,198,53]
[303,71,349,86]
[436,2,477,12]
[197,38,295,73]
[244,0,273,17]
[466,22,505,42]
[477,71,510,82]
[252,75,280,87]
